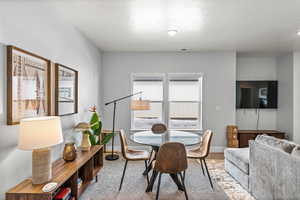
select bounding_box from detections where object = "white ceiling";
[21,0,300,52]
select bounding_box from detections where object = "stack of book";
[77,178,83,189]
[54,188,72,200]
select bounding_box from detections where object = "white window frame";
[131,73,203,132]
[131,73,166,131]
[167,73,203,132]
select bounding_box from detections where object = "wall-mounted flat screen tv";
[236,81,278,109]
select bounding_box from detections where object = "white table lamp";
[18,116,63,184]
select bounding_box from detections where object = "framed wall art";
[7,46,51,125]
[55,63,78,116]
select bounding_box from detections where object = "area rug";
[207,160,255,200]
[79,158,237,200]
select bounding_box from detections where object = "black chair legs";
[120,160,150,191]
[156,173,162,200]
[119,160,128,191]
[148,149,154,164]
[202,159,214,190]
[179,171,189,200]
[200,159,206,176]
[153,171,188,200]
[144,160,149,184]
[147,170,158,192]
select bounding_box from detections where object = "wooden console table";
[6,145,103,200]
[227,126,285,148]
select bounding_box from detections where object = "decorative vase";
[63,143,77,162]
[81,133,91,151]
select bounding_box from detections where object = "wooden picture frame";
[7,46,51,125]
[55,63,78,116]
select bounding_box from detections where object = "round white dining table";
[130,130,201,147]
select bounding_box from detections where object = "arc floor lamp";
[105,91,150,161]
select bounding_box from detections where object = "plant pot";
[63,143,77,162]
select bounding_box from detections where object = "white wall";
[293,52,300,144]
[102,52,236,150]
[277,54,293,140]
[236,54,277,130]
[0,2,102,198]
[0,17,3,42]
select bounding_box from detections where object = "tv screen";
[236,81,278,109]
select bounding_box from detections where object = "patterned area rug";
[207,160,255,200]
[79,158,254,200]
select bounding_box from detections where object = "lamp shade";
[18,116,63,150]
[131,99,151,110]
[74,122,90,132]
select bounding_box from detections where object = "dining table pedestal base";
[146,170,185,192]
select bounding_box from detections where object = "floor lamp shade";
[131,100,150,110]
[18,116,63,184]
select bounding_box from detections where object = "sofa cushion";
[255,135,295,153]
[224,148,249,174]
[291,146,300,158]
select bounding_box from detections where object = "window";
[131,75,164,130]
[131,73,202,131]
[168,78,202,130]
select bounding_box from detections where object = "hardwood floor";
[207,152,224,160]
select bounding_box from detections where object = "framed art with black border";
[55,63,78,116]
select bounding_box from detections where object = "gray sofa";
[225,147,249,189]
[225,135,300,200]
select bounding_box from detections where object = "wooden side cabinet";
[6,145,103,200]
[227,126,285,148]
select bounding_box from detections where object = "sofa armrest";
[249,140,300,200]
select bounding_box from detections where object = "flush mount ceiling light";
[168,30,178,36]
[297,30,300,36]
[180,48,189,53]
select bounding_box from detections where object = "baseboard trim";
[211,146,226,153]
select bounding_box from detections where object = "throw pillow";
[291,146,300,158]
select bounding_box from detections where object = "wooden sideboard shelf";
[227,126,285,148]
[6,145,103,200]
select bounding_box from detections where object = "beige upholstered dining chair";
[187,130,214,189]
[119,129,150,191]
[153,142,188,200]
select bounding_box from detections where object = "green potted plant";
[88,106,114,145]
